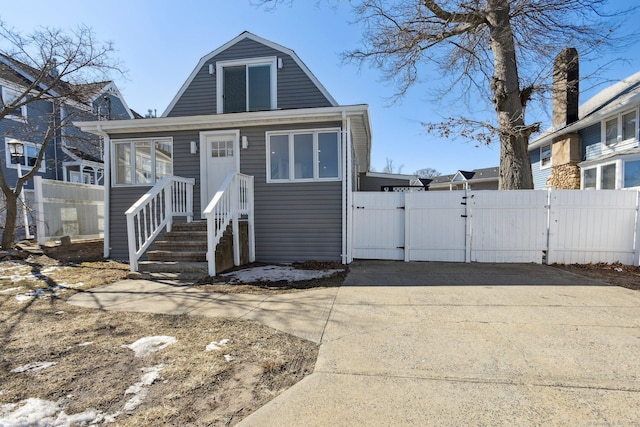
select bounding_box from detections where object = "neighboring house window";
[624,159,640,188]
[266,129,341,182]
[601,163,616,189]
[583,167,596,189]
[70,171,93,184]
[2,86,27,120]
[112,138,173,185]
[602,108,638,147]
[216,57,277,114]
[540,143,551,169]
[4,138,45,173]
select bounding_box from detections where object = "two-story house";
[77,32,372,275]
[529,48,640,190]
[1,53,134,238]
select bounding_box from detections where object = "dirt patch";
[0,254,321,425]
[195,261,348,295]
[553,263,640,291]
[42,239,105,263]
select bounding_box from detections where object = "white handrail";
[125,176,195,272]
[204,172,254,276]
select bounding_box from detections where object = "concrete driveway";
[240,261,640,426]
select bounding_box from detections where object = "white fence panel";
[406,192,466,262]
[352,192,405,260]
[470,191,549,263]
[548,190,639,265]
[34,177,104,244]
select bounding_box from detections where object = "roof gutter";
[529,91,640,150]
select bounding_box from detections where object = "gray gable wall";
[166,38,334,117]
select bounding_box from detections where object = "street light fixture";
[6,138,33,240]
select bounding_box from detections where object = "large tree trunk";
[1,191,19,249]
[487,0,534,190]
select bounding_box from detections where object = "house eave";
[529,90,640,151]
[75,104,372,172]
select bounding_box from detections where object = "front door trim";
[199,129,240,218]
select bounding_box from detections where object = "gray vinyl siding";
[358,173,411,191]
[108,122,343,262]
[108,131,201,260]
[529,148,551,189]
[240,122,343,263]
[1,98,59,190]
[581,123,602,161]
[167,38,333,117]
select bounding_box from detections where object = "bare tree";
[0,21,119,249]
[258,0,635,189]
[414,167,441,178]
[382,157,405,174]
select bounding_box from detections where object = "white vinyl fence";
[34,176,104,244]
[352,190,640,266]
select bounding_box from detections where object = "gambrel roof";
[162,31,338,117]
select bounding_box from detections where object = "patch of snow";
[0,398,102,427]
[55,311,64,315]
[224,354,234,362]
[11,361,57,373]
[77,342,93,347]
[123,365,163,412]
[206,338,230,351]
[221,265,341,283]
[122,336,177,358]
[0,287,22,293]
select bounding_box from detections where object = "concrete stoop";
[128,221,249,281]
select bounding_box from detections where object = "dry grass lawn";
[0,251,318,425]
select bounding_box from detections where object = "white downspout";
[341,111,348,264]
[346,116,353,264]
[95,125,110,258]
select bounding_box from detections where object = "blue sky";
[2,1,639,175]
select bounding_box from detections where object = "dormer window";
[603,108,637,147]
[216,57,277,114]
[2,86,27,120]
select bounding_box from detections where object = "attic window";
[2,87,27,120]
[216,57,277,113]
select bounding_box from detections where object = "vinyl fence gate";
[351,190,640,266]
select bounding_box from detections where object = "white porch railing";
[125,176,195,272]
[204,172,255,276]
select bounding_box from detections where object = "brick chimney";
[552,47,579,128]
[547,48,581,189]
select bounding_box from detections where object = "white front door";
[200,130,240,217]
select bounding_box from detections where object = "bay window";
[267,129,341,182]
[112,138,173,185]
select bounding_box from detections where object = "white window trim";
[111,137,173,187]
[216,56,277,114]
[601,108,638,151]
[581,159,621,190]
[2,86,28,121]
[4,138,46,173]
[540,143,552,170]
[622,154,640,189]
[266,128,342,183]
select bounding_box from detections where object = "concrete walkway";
[68,261,640,425]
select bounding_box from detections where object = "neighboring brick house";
[529,48,640,190]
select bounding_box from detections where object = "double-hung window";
[4,138,45,173]
[603,108,638,147]
[267,129,341,182]
[216,57,277,113]
[2,86,27,120]
[112,138,173,185]
[540,143,551,169]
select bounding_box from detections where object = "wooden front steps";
[128,221,249,281]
